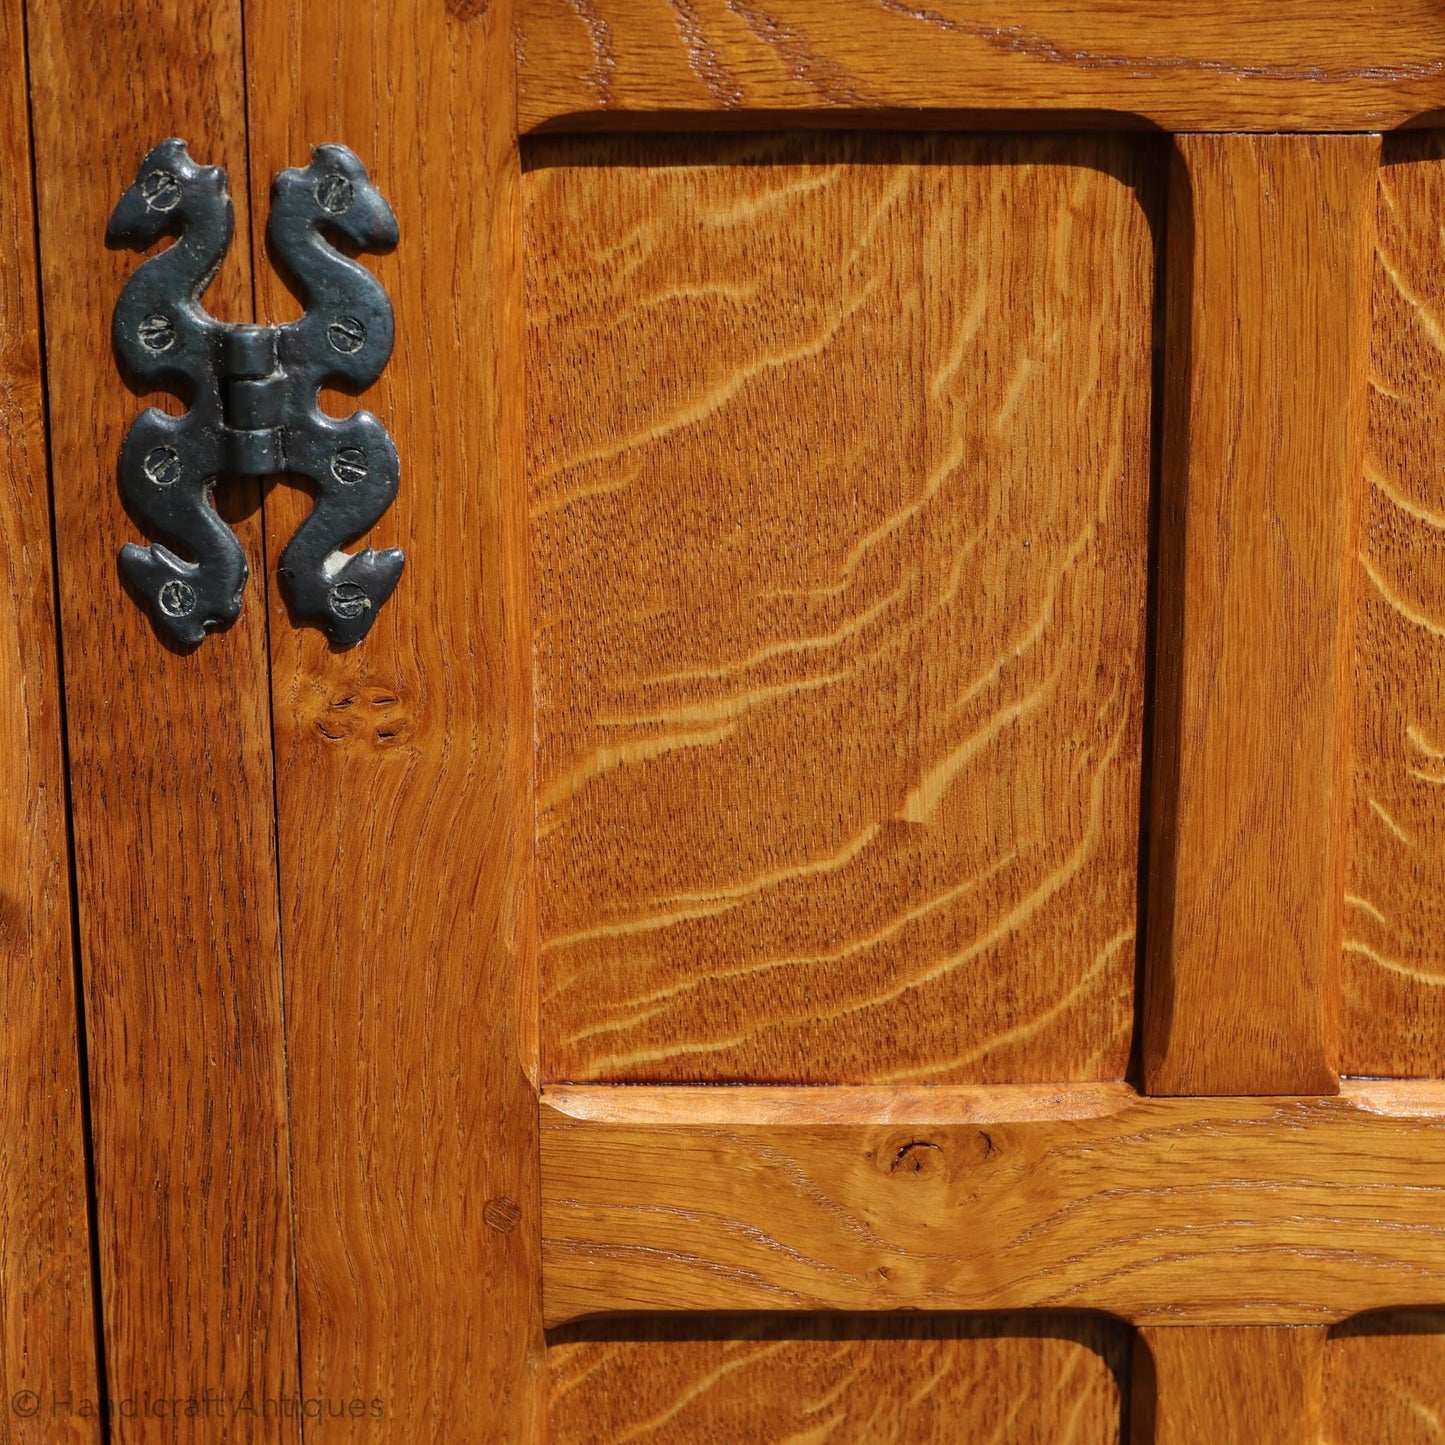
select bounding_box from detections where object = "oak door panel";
[1344,132,1445,1078]
[26,0,301,1427]
[548,1316,1128,1444]
[240,0,544,1438]
[1323,1313,1445,1445]
[0,0,99,1433]
[527,134,1158,1084]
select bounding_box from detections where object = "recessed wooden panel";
[549,1316,1128,1444]
[1323,1313,1445,1445]
[526,134,1157,1084]
[1334,142,1445,1434]
[1343,134,1445,1077]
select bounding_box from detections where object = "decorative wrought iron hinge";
[108,138,404,647]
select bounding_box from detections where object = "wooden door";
[8,2,1445,1442]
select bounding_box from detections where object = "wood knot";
[960,1129,997,1165]
[483,1196,522,1234]
[312,683,412,747]
[889,1139,944,1178]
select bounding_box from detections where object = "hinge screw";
[328,582,370,620]
[327,315,366,354]
[158,580,197,618]
[143,446,182,487]
[139,314,177,352]
[316,174,355,214]
[141,169,181,212]
[331,447,369,485]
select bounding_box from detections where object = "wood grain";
[1323,1312,1445,1445]
[527,134,1156,1084]
[1343,133,1445,1078]
[0,0,99,1436]
[549,1315,1128,1443]
[26,1,300,1433]
[1332,138,1445,1422]
[242,0,544,1438]
[1143,134,1378,1097]
[516,0,1445,134]
[1134,134,1379,1433]
[1135,1326,1328,1445]
[540,1080,1445,1327]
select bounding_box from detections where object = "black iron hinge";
[109,138,404,648]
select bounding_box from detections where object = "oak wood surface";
[0,0,99,1436]
[242,0,544,1438]
[1134,1326,1328,1445]
[1324,1312,1445,1445]
[549,1315,1128,1443]
[527,133,1156,1084]
[26,1,301,1435]
[1143,134,1378,1097]
[1131,124,1382,1445]
[1132,138,1385,1437]
[541,1081,1445,1327]
[516,0,1445,134]
[19,3,1444,1435]
[1344,132,1445,1077]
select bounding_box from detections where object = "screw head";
[327,316,366,355]
[139,313,177,352]
[141,168,181,212]
[158,580,196,618]
[330,447,369,485]
[142,445,181,487]
[328,582,371,621]
[316,173,355,214]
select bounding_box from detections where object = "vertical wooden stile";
[25,0,301,1432]
[1134,1325,1329,1445]
[1137,132,1380,1439]
[0,0,101,1436]
[242,0,544,1438]
[1144,134,1378,1097]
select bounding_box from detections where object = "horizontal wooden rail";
[542,1082,1445,1327]
[517,0,1445,134]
